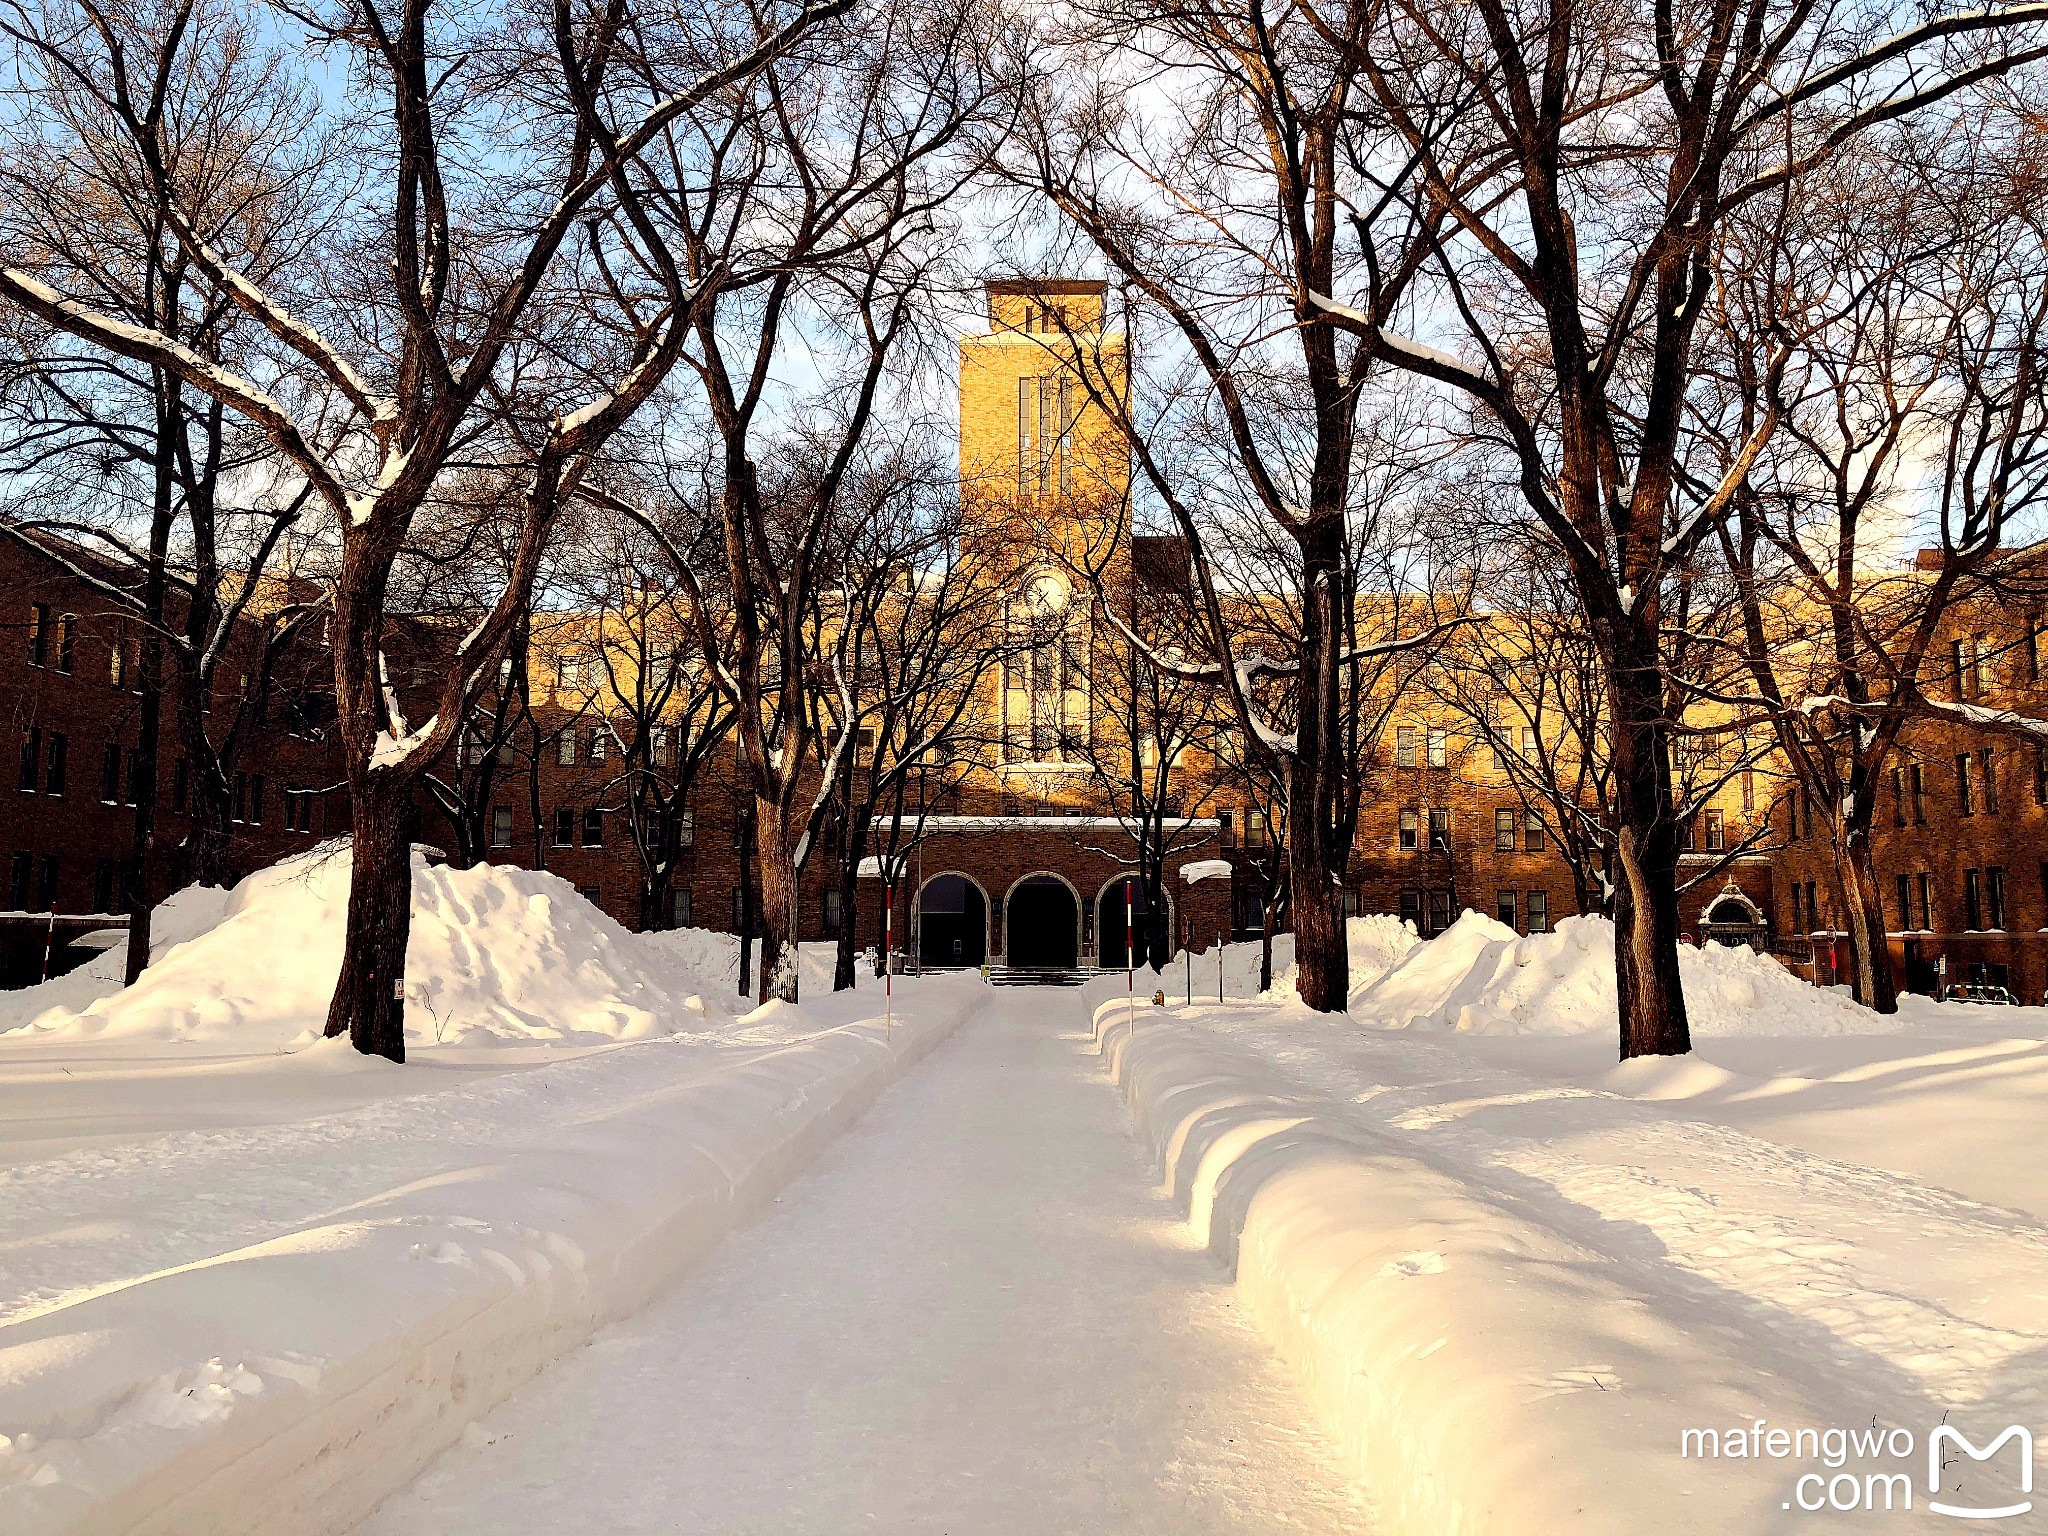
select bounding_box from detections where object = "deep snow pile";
[1,844,734,1051]
[1165,915,1421,1003]
[1357,910,1896,1036]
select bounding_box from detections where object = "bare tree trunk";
[1839,832,1899,1013]
[1289,517,1349,1011]
[1607,635,1690,1059]
[123,383,177,983]
[833,853,861,991]
[753,797,800,1004]
[325,776,410,1060]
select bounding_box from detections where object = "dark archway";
[917,874,987,967]
[1006,875,1079,968]
[1704,897,1762,949]
[1096,879,1169,970]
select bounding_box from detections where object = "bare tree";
[1278,0,2048,1055]
[0,0,844,1055]
[810,448,1010,988]
[598,0,996,1003]
[992,14,1476,1011]
[0,0,327,975]
[1710,135,2048,1009]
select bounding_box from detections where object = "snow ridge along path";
[1091,996,1847,1536]
[357,990,1376,1535]
[0,977,981,1536]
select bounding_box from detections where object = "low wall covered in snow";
[0,981,983,1536]
[1090,999,1842,1536]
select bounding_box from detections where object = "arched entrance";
[1703,890,1765,949]
[1096,878,1172,970]
[917,873,987,968]
[1005,874,1079,969]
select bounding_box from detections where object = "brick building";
[1769,580,2048,1003]
[1,534,342,982]
[13,278,2043,1000]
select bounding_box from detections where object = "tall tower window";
[1016,375,1074,497]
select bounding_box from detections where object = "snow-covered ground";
[357,991,1374,1535]
[0,851,980,1535]
[1096,914,2048,1532]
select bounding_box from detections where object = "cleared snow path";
[356,992,1376,1534]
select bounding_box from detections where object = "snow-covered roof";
[1180,859,1234,884]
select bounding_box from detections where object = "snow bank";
[1090,1000,1845,1536]
[1120,916,1422,1006]
[0,977,986,1536]
[3,845,736,1051]
[1357,912,1897,1037]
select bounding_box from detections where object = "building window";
[553,806,574,848]
[557,731,576,766]
[1895,872,1911,932]
[1742,769,1755,811]
[823,888,843,934]
[283,787,303,833]
[1526,890,1549,934]
[1395,808,1417,852]
[26,602,48,667]
[1964,868,1983,931]
[1679,816,1695,853]
[37,854,57,909]
[1427,889,1452,935]
[1429,808,1451,851]
[1525,810,1546,852]
[1497,889,1519,929]
[1398,889,1420,929]
[1495,807,1516,851]
[1952,637,1971,699]
[588,726,607,762]
[1704,808,1726,852]
[1974,632,1992,697]
[732,885,747,930]
[577,884,601,905]
[1891,767,1906,826]
[679,806,695,847]
[1341,888,1361,917]
[1395,725,1417,769]
[19,726,40,792]
[491,807,513,848]
[1244,809,1267,848]
[94,858,115,913]
[109,633,125,688]
[1917,872,1933,932]
[1790,883,1804,933]
[55,614,74,675]
[232,771,247,823]
[1981,748,1998,813]
[1427,726,1447,769]
[1956,753,1974,815]
[1909,763,1926,823]
[43,733,64,798]
[246,773,262,824]
[1987,866,2007,930]
[582,806,604,846]
[672,886,692,927]
[9,851,30,908]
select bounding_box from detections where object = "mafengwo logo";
[1680,1419,2036,1518]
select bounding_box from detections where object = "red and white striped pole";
[1126,877,1135,1033]
[884,880,893,1040]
